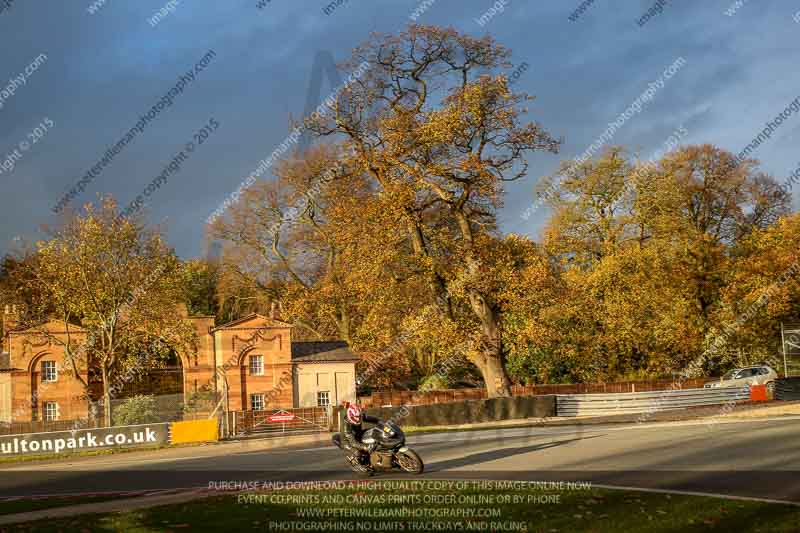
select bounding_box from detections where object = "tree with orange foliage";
[538,145,789,380]
[303,25,560,397]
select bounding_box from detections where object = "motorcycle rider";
[332,403,380,464]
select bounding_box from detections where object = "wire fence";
[0,390,222,437]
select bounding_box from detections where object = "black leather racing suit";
[333,413,380,454]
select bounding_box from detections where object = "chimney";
[3,304,19,333]
[3,305,19,353]
[270,301,280,321]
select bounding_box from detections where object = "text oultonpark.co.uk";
[0,427,158,454]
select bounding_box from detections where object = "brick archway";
[236,346,256,412]
[26,351,51,421]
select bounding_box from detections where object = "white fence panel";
[557,386,750,417]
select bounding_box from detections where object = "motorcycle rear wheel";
[396,449,424,474]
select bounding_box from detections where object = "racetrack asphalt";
[0,417,797,503]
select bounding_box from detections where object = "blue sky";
[1,0,799,258]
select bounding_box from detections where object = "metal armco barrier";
[556,387,750,417]
[775,377,800,401]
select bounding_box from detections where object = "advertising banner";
[0,422,170,457]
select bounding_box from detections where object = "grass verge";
[3,480,799,532]
[0,495,120,517]
[0,444,167,465]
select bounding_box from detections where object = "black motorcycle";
[334,420,424,475]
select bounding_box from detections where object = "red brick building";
[0,307,358,424]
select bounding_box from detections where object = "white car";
[704,365,779,394]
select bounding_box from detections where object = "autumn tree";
[21,197,196,425]
[211,142,434,391]
[717,212,800,370]
[638,145,789,347]
[483,235,565,384]
[303,25,560,397]
[541,147,637,265]
[538,148,698,379]
[181,256,258,326]
[0,252,46,336]
[540,144,790,379]
[210,144,373,343]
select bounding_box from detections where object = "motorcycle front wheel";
[396,449,424,474]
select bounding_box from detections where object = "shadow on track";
[425,436,598,473]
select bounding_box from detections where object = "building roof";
[210,313,294,332]
[9,319,86,335]
[291,341,360,363]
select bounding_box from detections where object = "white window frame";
[249,355,264,376]
[317,391,330,407]
[250,393,265,411]
[43,401,59,421]
[41,361,57,383]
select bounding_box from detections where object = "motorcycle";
[334,420,424,475]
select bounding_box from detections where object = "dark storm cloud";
[0,1,797,257]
